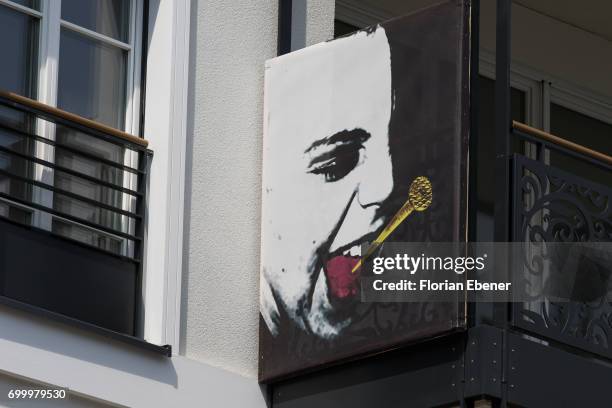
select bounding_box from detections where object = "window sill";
[0,295,172,357]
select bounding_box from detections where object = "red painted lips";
[324,255,361,299]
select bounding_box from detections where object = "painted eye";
[308,148,361,182]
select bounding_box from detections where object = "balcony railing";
[509,121,612,360]
[0,90,152,339]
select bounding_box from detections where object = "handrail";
[0,90,149,148]
[0,89,152,260]
[513,121,612,167]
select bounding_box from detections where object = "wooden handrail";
[512,121,612,167]
[0,91,149,148]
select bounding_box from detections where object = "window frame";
[0,0,144,135]
[0,0,192,354]
[0,0,193,353]
[0,0,144,247]
[479,49,612,137]
[0,0,161,335]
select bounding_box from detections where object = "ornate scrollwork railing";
[511,122,612,359]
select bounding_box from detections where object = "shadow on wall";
[0,305,178,388]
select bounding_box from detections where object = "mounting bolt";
[493,360,497,364]
[470,377,475,382]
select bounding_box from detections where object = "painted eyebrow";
[303,128,371,154]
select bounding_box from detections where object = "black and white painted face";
[261,26,394,338]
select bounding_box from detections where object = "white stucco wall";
[181,0,335,378]
[306,0,337,46]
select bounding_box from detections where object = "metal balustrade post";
[493,2,512,406]
[494,0,511,244]
[277,0,293,55]
[468,0,480,245]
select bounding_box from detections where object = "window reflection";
[61,0,130,42]
[57,28,127,129]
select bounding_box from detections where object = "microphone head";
[408,176,433,211]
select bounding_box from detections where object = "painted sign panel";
[260,1,470,381]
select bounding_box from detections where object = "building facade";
[0,0,611,407]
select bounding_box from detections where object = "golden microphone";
[351,176,433,273]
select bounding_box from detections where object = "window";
[0,0,141,129]
[0,0,142,255]
[0,0,189,348]
[0,1,38,98]
[0,2,39,222]
[549,102,612,188]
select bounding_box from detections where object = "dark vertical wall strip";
[278,0,293,56]
[139,0,149,138]
[493,4,512,399]
[468,0,480,245]
[134,0,149,337]
[468,0,486,328]
[494,0,511,243]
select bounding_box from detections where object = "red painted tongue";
[324,256,361,299]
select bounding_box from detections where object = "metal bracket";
[463,325,505,400]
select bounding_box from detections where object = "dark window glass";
[57,28,127,129]
[0,6,38,219]
[334,20,359,38]
[56,28,129,252]
[551,104,612,156]
[0,4,38,97]
[550,103,612,187]
[61,0,130,42]
[10,0,39,9]
[0,200,31,224]
[52,218,124,255]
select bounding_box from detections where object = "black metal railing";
[510,121,612,360]
[0,90,152,337]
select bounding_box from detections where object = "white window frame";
[141,0,191,352]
